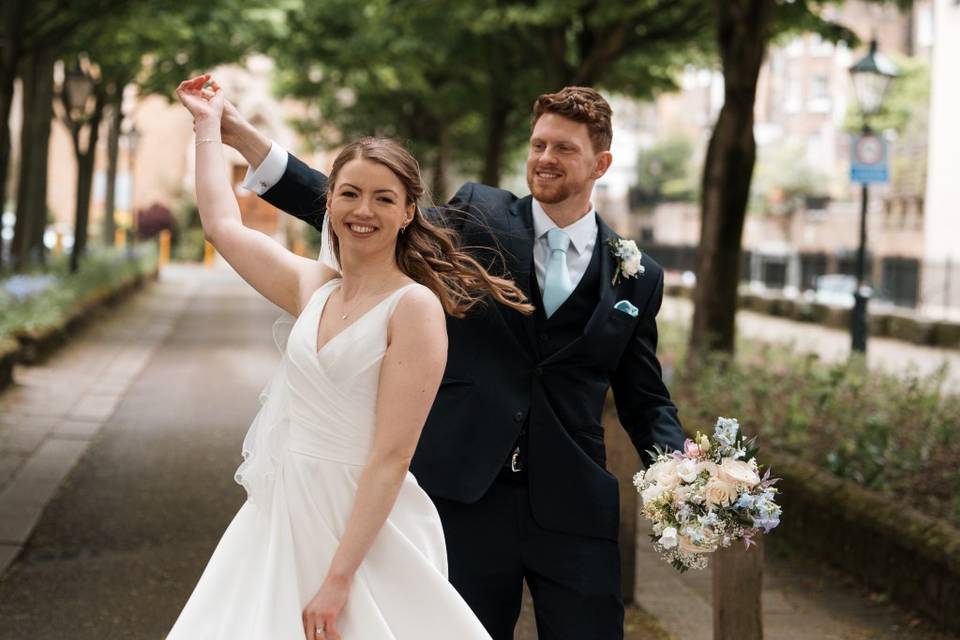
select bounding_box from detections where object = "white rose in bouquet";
[645,458,680,489]
[704,477,737,507]
[719,459,761,488]
[641,483,667,505]
[676,459,702,483]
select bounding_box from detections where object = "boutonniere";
[606,238,645,285]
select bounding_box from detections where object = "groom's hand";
[219,97,244,148]
[215,95,272,171]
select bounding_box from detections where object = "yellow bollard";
[115,228,126,249]
[53,231,63,256]
[159,229,171,267]
[204,240,216,268]
[292,238,307,257]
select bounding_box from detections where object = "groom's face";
[526,113,611,205]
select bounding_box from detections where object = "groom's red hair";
[532,87,613,152]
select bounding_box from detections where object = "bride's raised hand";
[175,74,224,122]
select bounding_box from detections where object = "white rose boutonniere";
[606,238,645,285]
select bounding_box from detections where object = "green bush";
[174,227,206,262]
[0,246,158,341]
[660,321,960,528]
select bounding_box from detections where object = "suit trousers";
[433,472,625,640]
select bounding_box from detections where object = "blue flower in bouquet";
[734,492,757,510]
[753,490,782,532]
[714,417,740,448]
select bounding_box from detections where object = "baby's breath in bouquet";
[634,417,781,572]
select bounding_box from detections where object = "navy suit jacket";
[261,153,685,541]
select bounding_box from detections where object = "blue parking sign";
[850,133,889,184]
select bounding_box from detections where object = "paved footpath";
[0,264,954,639]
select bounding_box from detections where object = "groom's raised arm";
[251,148,328,232]
[222,102,328,233]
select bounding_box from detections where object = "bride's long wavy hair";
[325,137,533,318]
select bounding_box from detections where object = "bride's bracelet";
[196,138,220,147]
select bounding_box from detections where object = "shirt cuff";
[240,141,289,195]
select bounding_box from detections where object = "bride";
[169,75,530,639]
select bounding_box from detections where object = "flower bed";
[0,246,159,386]
[653,321,960,631]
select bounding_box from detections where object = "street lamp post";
[848,39,898,354]
[61,60,100,274]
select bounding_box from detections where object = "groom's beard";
[527,174,572,204]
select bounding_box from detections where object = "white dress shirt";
[243,142,599,293]
[531,199,598,294]
[241,141,290,195]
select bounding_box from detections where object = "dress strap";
[384,282,426,319]
[304,278,342,311]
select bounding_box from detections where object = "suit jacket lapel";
[581,217,618,336]
[497,196,539,351]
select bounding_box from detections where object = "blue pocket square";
[614,299,639,317]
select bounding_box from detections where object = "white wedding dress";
[167,276,491,639]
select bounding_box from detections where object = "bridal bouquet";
[633,417,781,572]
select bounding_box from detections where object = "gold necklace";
[338,286,379,319]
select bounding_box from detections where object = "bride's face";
[327,158,414,260]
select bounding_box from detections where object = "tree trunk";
[431,123,448,202]
[68,87,105,273]
[481,95,511,187]
[0,0,24,270]
[102,84,123,245]
[689,0,774,359]
[11,48,54,270]
[0,65,15,272]
[694,4,774,640]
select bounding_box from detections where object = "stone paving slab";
[0,438,89,544]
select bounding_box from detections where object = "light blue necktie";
[542,228,573,318]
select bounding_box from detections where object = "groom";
[222,87,684,639]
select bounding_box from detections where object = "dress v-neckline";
[313,280,413,357]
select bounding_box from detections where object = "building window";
[807,74,831,113]
[784,69,802,114]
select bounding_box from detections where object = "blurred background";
[1,1,959,639]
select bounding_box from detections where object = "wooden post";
[158,229,171,267]
[53,231,63,256]
[713,538,764,639]
[605,405,639,603]
[204,240,216,268]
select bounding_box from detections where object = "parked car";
[805,274,894,310]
